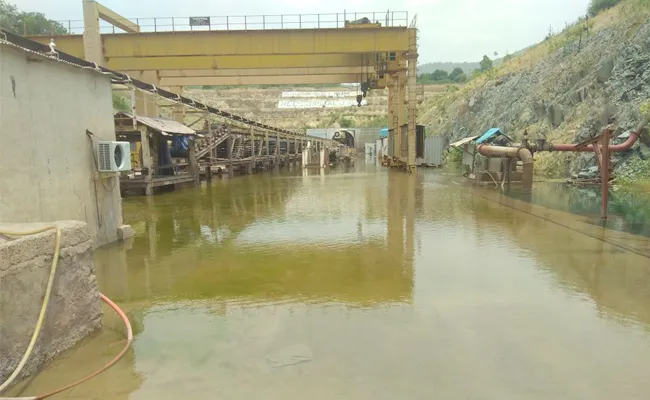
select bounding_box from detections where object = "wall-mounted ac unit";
[96,141,131,172]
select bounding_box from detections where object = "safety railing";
[35,11,409,36]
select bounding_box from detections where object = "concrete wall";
[0,44,123,247]
[0,221,102,387]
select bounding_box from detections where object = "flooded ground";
[9,160,650,399]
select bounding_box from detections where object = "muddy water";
[9,161,650,400]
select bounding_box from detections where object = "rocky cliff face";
[419,3,650,181]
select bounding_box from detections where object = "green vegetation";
[545,17,592,54]
[112,94,130,112]
[445,148,463,164]
[466,55,496,80]
[617,156,650,187]
[479,55,494,72]
[418,67,467,84]
[0,0,66,35]
[588,0,623,16]
[361,115,388,128]
[339,117,354,128]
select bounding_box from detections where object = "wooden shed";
[114,112,199,195]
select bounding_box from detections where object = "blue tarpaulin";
[475,128,502,144]
[172,136,189,151]
[475,128,513,145]
[170,136,189,158]
[379,127,389,138]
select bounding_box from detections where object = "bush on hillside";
[588,0,623,16]
[339,117,354,128]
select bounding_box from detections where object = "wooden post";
[207,120,214,178]
[249,127,255,174]
[188,136,199,185]
[226,134,234,177]
[265,133,270,157]
[275,134,280,170]
[140,126,154,196]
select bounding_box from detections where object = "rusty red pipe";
[549,120,648,152]
[477,145,534,194]
[478,119,647,220]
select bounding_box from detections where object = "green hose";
[0,226,61,394]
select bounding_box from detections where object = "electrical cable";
[0,226,61,394]
[0,227,133,400]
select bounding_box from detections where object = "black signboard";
[190,17,210,26]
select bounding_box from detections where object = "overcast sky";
[13,0,590,62]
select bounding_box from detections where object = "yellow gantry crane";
[30,0,420,170]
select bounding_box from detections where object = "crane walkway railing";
[32,11,408,36]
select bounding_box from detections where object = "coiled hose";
[0,226,133,400]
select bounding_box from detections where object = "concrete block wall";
[0,221,103,387]
[0,44,124,247]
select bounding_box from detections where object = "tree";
[587,0,622,16]
[0,0,67,35]
[479,55,493,72]
[449,67,467,83]
[339,117,354,128]
[431,69,449,81]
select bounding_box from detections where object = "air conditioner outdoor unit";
[96,141,131,172]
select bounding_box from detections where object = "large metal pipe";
[548,119,648,152]
[477,120,647,220]
[477,145,534,194]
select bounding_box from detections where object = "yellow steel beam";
[155,66,368,78]
[44,35,85,59]
[109,54,371,71]
[28,36,374,70]
[159,74,361,86]
[34,28,409,58]
[103,28,410,56]
[94,2,140,33]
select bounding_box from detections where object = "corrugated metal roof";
[449,135,478,147]
[115,112,196,136]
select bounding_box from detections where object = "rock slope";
[419,1,650,180]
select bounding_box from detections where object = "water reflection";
[465,183,650,327]
[506,183,650,237]
[10,166,650,400]
[96,167,419,307]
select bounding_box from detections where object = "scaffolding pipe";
[477,145,534,194]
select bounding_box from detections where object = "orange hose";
[12,293,133,400]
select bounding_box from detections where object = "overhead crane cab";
[344,17,383,28]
